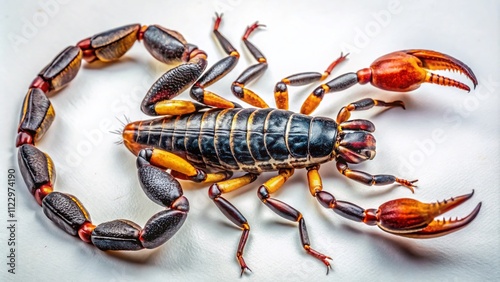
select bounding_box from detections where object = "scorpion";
[16,14,481,275]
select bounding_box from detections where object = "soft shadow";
[102,248,161,264]
[82,57,140,70]
[338,222,444,263]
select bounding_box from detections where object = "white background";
[0,0,499,281]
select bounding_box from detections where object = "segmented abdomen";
[131,108,337,173]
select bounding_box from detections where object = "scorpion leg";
[336,97,405,123]
[271,53,348,112]
[336,160,417,192]
[335,98,417,191]
[190,13,242,109]
[230,21,269,108]
[208,173,259,276]
[257,169,332,274]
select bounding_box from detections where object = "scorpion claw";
[403,49,478,89]
[359,49,478,92]
[376,190,481,238]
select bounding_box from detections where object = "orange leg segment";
[190,13,242,109]
[272,52,348,113]
[141,148,231,183]
[231,21,269,108]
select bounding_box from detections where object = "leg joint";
[208,183,222,200]
[189,85,204,102]
[189,169,207,183]
[171,196,190,212]
[274,81,287,92]
[257,185,269,201]
[316,191,336,209]
[137,148,153,168]
[231,83,244,98]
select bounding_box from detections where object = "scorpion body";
[124,108,341,173]
[15,14,481,276]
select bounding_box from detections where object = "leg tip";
[240,266,252,277]
[394,100,406,110]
